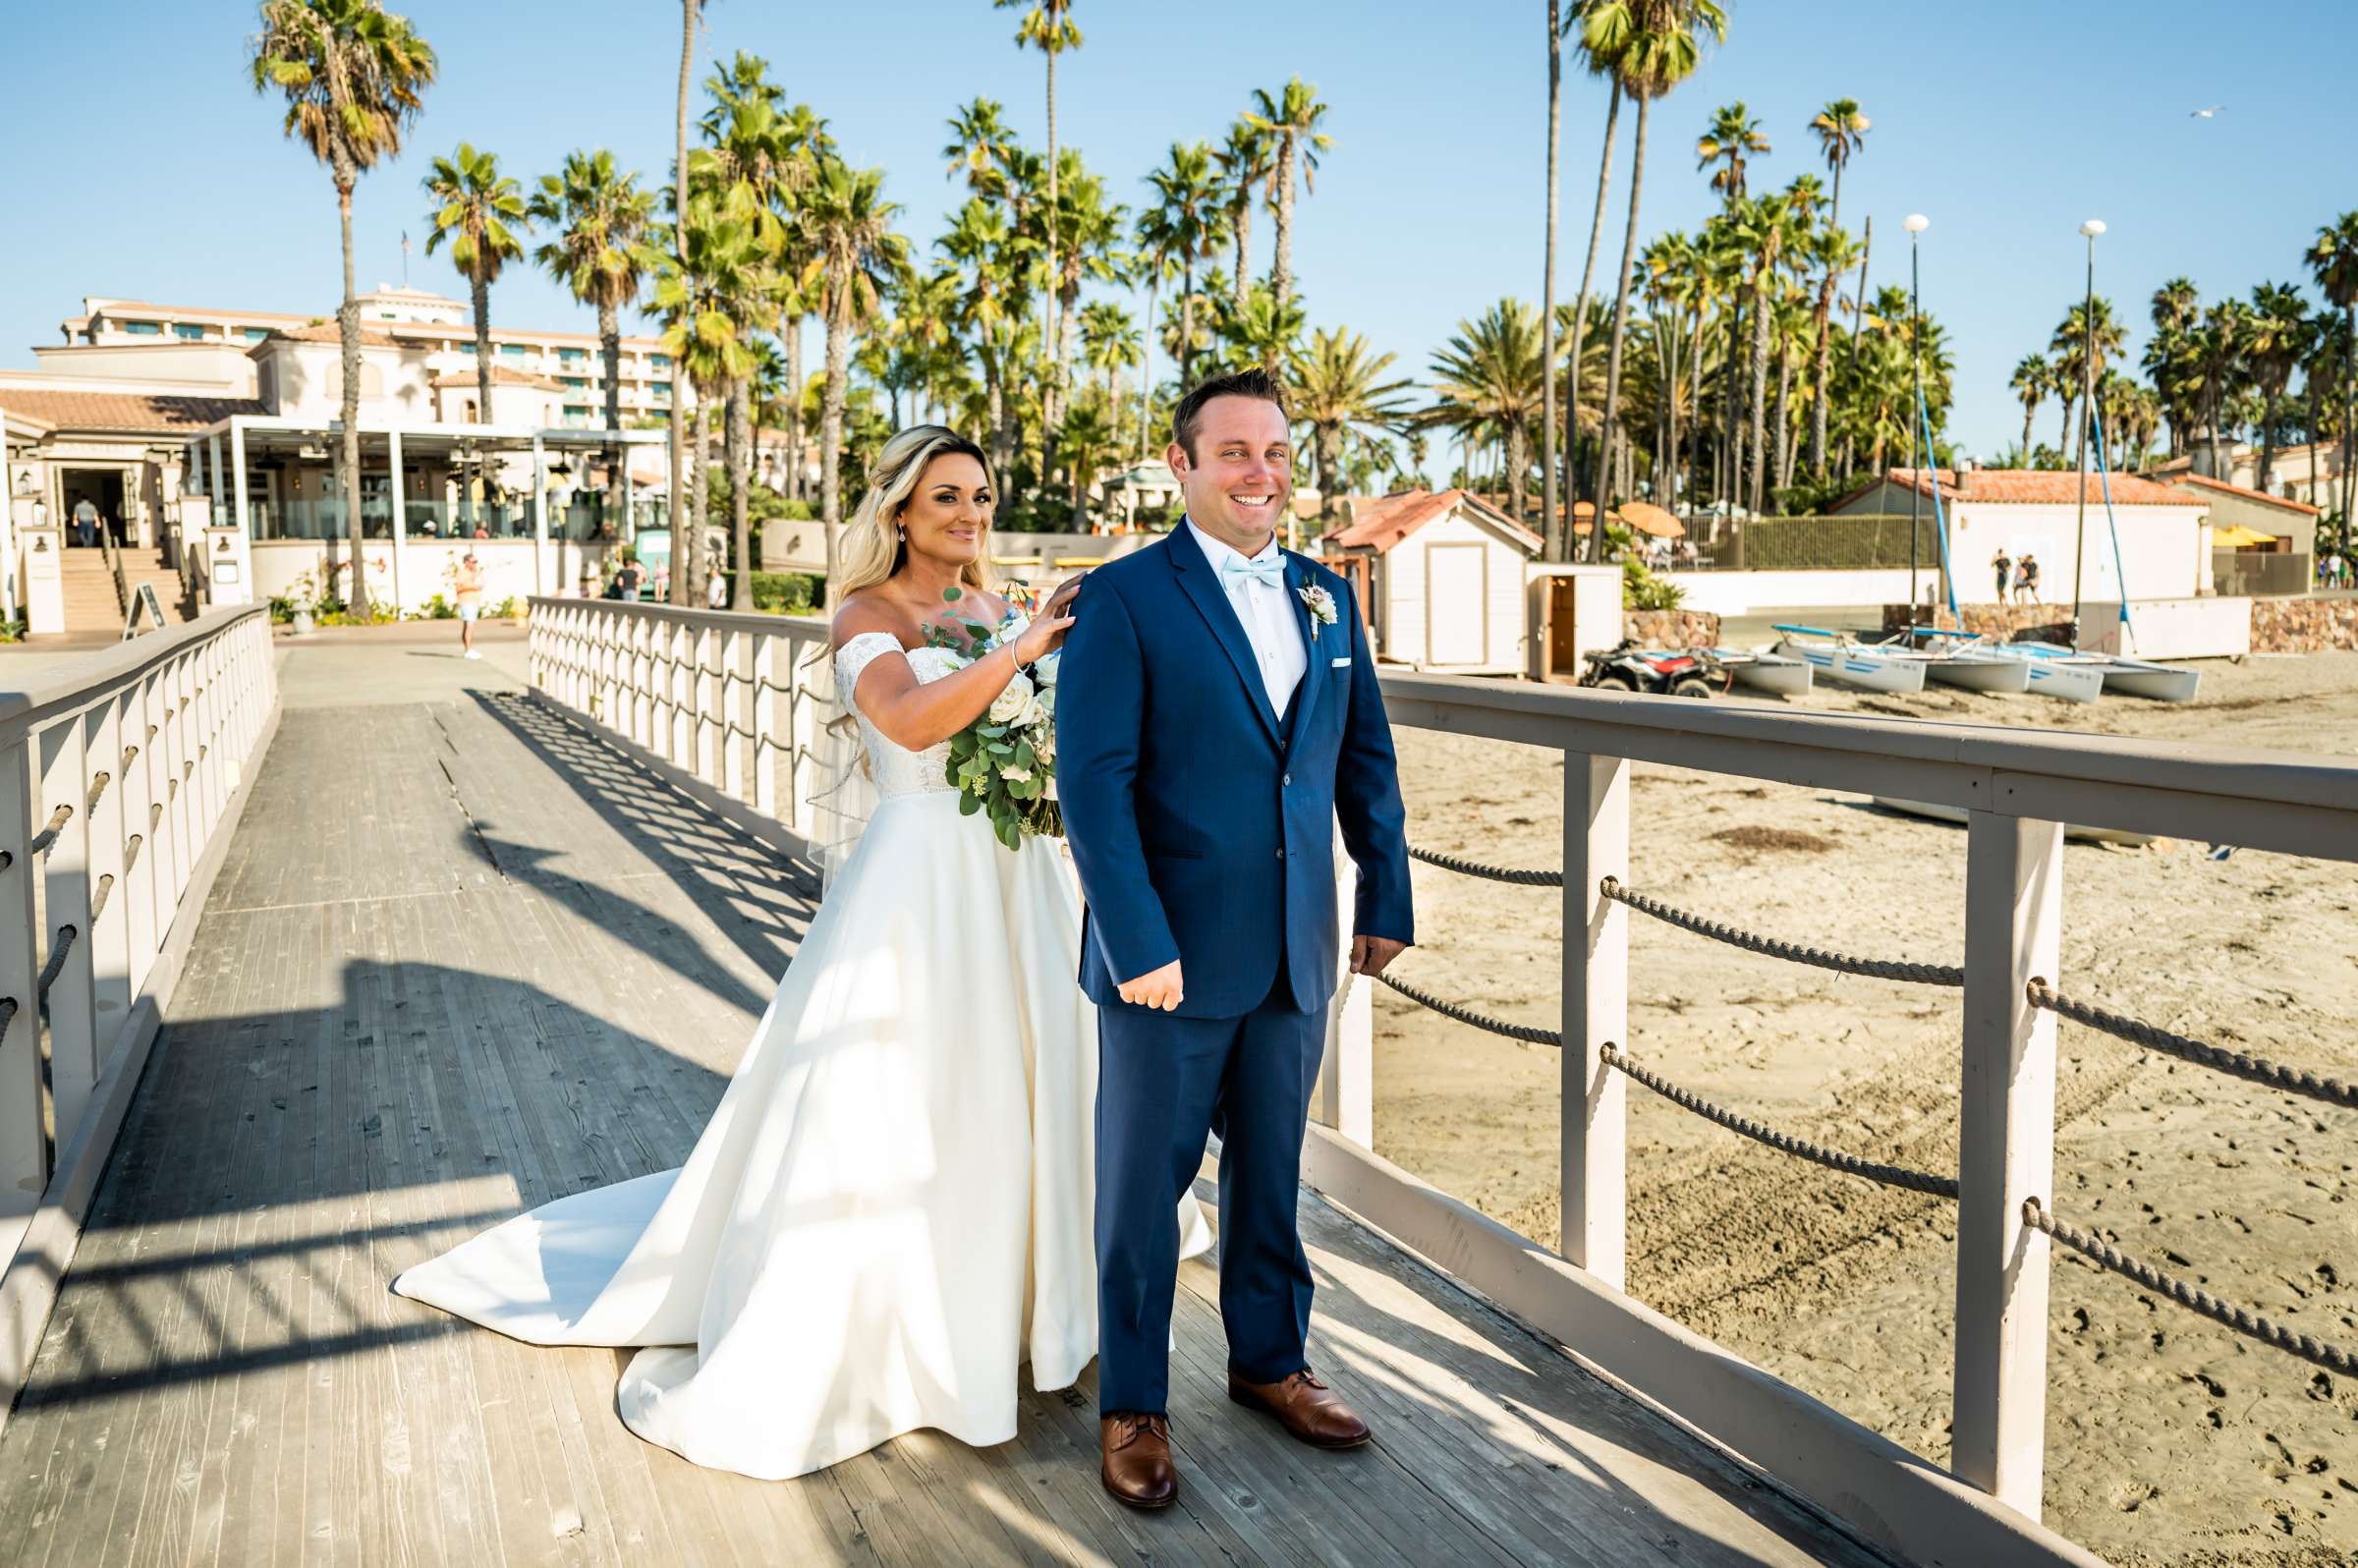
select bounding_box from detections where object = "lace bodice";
[832,632,966,800]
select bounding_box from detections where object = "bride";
[394,424,1207,1481]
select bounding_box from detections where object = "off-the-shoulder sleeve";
[830,631,909,713]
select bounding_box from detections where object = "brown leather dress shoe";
[1099,1412,1178,1509]
[1226,1367,1373,1449]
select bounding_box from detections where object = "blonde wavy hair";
[834,424,997,598]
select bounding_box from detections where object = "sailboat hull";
[1774,640,1929,694]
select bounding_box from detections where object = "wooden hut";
[1321,489,1542,673]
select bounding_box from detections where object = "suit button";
[1282,773,1292,786]
[1275,849,1284,861]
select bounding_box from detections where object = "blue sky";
[4,0,2351,462]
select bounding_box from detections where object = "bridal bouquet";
[923,592,1064,850]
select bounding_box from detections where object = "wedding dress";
[393,630,1209,1481]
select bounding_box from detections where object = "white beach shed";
[1322,489,1543,673]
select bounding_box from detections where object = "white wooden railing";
[523,597,2358,1567]
[527,598,836,862]
[0,606,280,1403]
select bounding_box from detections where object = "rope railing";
[2026,980,2356,1111]
[1407,845,1563,887]
[1601,877,1964,987]
[28,804,73,856]
[1373,972,1562,1047]
[90,874,115,921]
[0,996,14,1036]
[85,771,112,812]
[123,834,143,873]
[1600,1044,1961,1198]
[37,924,78,1001]
[2024,1200,2355,1376]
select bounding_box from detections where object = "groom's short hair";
[1171,367,1291,464]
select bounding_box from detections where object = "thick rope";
[1373,972,1562,1047]
[37,924,78,1000]
[2024,1200,2355,1376]
[1601,877,1964,987]
[1408,846,1563,887]
[2026,981,2355,1111]
[0,996,14,1036]
[1601,1044,1961,1198]
[85,771,111,812]
[28,804,73,856]
[123,834,143,873]
[89,874,114,921]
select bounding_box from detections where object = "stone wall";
[1623,608,1723,646]
[2249,595,2358,652]
[1881,602,2074,644]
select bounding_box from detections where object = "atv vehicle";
[1577,640,1727,699]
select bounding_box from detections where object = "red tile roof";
[1862,468,2207,509]
[2149,471,2323,516]
[0,389,265,432]
[1322,488,1544,553]
[430,366,565,392]
[256,321,404,349]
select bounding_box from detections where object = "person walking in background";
[2016,553,2040,604]
[454,551,485,659]
[72,498,97,548]
[1992,547,2012,605]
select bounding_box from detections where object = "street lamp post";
[2069,219,2105,646]
[1902,214,1930,615]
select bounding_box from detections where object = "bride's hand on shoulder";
[1011,577,1081,665]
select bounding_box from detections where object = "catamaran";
[1769,625,1929,694]
[2006,641,2202,701]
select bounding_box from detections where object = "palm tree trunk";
[1771,342,1795,498]
[1179,260,1197,385]
[1505,420,1529,523]
[1586,93,1649,561]
[1230,197,1252,318]
[1139,269,1158,463]
[1541,0,1563,559]
[1564,83,1620,556]
[1722,295,1744,505]
[729,376,753,609]
[1809,280,1835,478]
[821,289,849,557]
[1039,50,1061,436]
[669,0,695,605]
[335,175,368,616]
[782,314,803,502]
[1272,132,1296,311]
[1663,303,1681,511]
[1843,214,1873,390]
[1057,282,1080,432]
[472,275,494,426]
[2056,391,2073,458]
[599,300,623,528]
[1686,304,1705,513]
[691,395,710,602]
[1746,282,1772,513]
[2342,304,2355,544]
[2259,385,2279,498]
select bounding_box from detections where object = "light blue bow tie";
[1219,551,1286,591]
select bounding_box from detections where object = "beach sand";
[1376,648,2358,1568]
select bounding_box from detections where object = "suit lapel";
[1281,555,1323,758]
[1168,522,1283,746]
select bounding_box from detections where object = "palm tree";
[1641,231,1698,506]
[2189,299,2255,479]
[1141,140,1218,388]
[1079,300,1140,406]
[1542,1,1567,557]
[2245,280,2312,499]
[2010,354,2049,470]
[1213,284,1307,377]
[1241,78,1331,315]
[2309,211,2358,536]
[531,149,657,526]
[1214,122,1272,321]
[654,196,761,596]
[1584,0,1725,556]
[1426,300,1546,522]
[422,143,530,428]
[1733,194,1799,514]
[1808,98,1869,234]
[2049,295,2125,472]
[1554,0,1630,557]
[1056,398,1121,530]
[1805,223,1860,478]
[799,160,908,588]
[996,0,1081,432]
[1046,152,1127,428]
[668,0,705,604]
[250,0,436,619]
[1695,100,1768,207]
[1293,327,1413,523]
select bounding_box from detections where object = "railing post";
[1562,751,1628,1289]
[1952,811,2063,1518]
[0,741,43,1226]
[752,633,781,819]
[84,698,130,1032]
[120,675,158,999]
[789,637,822,839]
[725,626,751,804]
[632,616,653,748]
[37,719,97,1143]
[696,624,722,788]
[1317,822,1374,1147]
[162,653,192,895]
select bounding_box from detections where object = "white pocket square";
[1329,655,1352,667]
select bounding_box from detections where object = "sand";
[1376,648,2358,1568]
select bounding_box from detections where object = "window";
[650,353,672,370]
[564,404,591,425]
[244,327,270,343]
[499,345,528,364]
[652,381,673,399]
[173,324,207,341]
[122,320,162,336]
[559,348,587,366]
[457,342,477,356]
[560,376,588,390]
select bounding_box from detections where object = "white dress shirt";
[1188,519,1307,717]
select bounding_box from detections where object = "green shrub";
[751,572,820,615]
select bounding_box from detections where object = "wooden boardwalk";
[0,645,1892,1566]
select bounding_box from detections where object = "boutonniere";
[1298,583,1339,628]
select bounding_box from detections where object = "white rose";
[1032,650,1061,687]
[1001,763,1035,783]
[1033,683,1056,718]
[988,670,1035,724]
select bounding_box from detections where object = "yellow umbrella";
[1619,500,1686,538]
[2213,524,2275,548]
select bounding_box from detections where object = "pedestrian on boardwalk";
[1992,547,2012,605]
[2016,554,2040,604]
[455,551,485,659]
[72,498,98,548]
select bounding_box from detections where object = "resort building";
[2147,472,2322,594]
[2,287,688,632]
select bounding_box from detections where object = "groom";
[1059,367,1414,1509]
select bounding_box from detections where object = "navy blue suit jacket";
[1057,524,1413,1019]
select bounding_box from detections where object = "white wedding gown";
[393,630,1209,1481]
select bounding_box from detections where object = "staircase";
[61,546,195,636]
